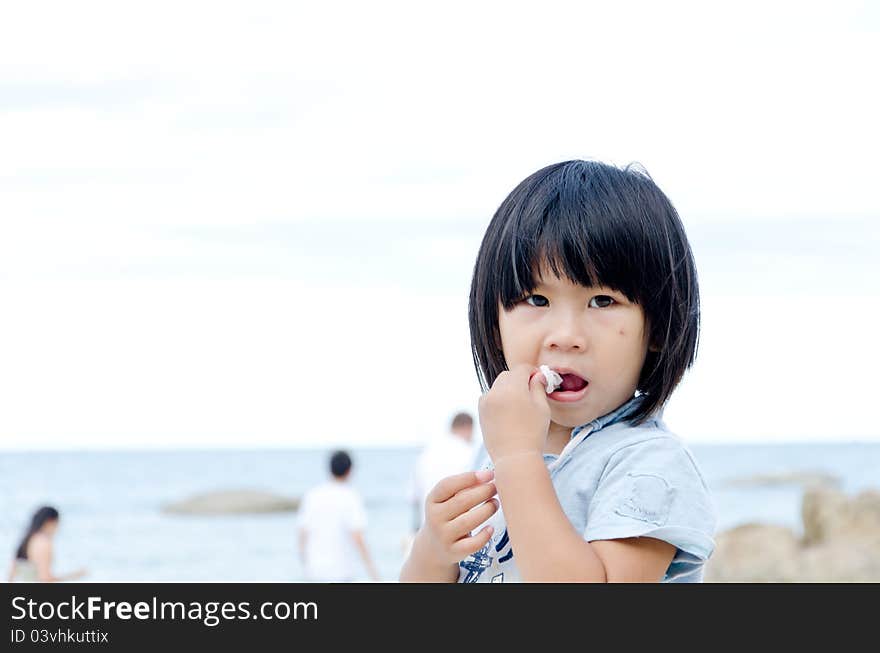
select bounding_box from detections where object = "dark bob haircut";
[467,159,700,425]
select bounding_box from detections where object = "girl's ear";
[649,343,661,353]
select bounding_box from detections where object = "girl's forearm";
[492,452,607,582]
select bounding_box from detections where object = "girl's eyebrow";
[531,267,620,293]
[534,277,616,291]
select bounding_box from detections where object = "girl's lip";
[540,366,589,399]
[548,383,589,403]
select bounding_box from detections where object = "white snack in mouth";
[539,365,563,394]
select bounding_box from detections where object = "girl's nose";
[543,314,587,351]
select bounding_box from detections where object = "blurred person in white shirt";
[297,451,380,582]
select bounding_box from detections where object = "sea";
[1,443,878,582]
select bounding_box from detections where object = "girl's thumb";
[528,369,550,399]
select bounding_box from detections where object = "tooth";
[539,365,563,394]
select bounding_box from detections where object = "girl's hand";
[479,364,551,463]
[410,470,499,571]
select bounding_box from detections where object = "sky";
[1,1,879,449]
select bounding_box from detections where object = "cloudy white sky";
[1,1,878,450]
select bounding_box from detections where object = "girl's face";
[41,519,59,537]
[498,265,651,435]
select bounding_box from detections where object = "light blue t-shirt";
[458,396,717,583]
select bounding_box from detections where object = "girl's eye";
[524,294,549,307]
[589,295,615,308]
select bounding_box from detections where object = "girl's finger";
[510,363,536,382]
[448,498,499,540]
[528,368,546,389]
[489,370,510,389]
[451,524,495,558]
[427,470,494,504]
[438,481,497,521]
[529,368,552,400]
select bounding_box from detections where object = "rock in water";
[802,487,880,546]
[162,489,300,515]
[705,487,880,582]
[704,524,802,582]
[722,470,841,489]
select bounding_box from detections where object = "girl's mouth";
[549,373,589,402]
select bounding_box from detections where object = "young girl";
[399,160,716,583]
[7,506,88,583]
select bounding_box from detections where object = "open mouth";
[556,373,588,393]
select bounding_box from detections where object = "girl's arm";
[481,366,675,582]
[493,452,674,582]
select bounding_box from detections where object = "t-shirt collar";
[569,394,647,441]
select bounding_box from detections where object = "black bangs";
[468,159,701,424]
[496,160,654,309]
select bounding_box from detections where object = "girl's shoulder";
[589,415,682,454]
[590,420,709,485]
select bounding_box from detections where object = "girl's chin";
[550,409,600,431]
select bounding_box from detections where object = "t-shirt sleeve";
[582,437,716,562]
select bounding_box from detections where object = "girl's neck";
[545,422,572,456]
